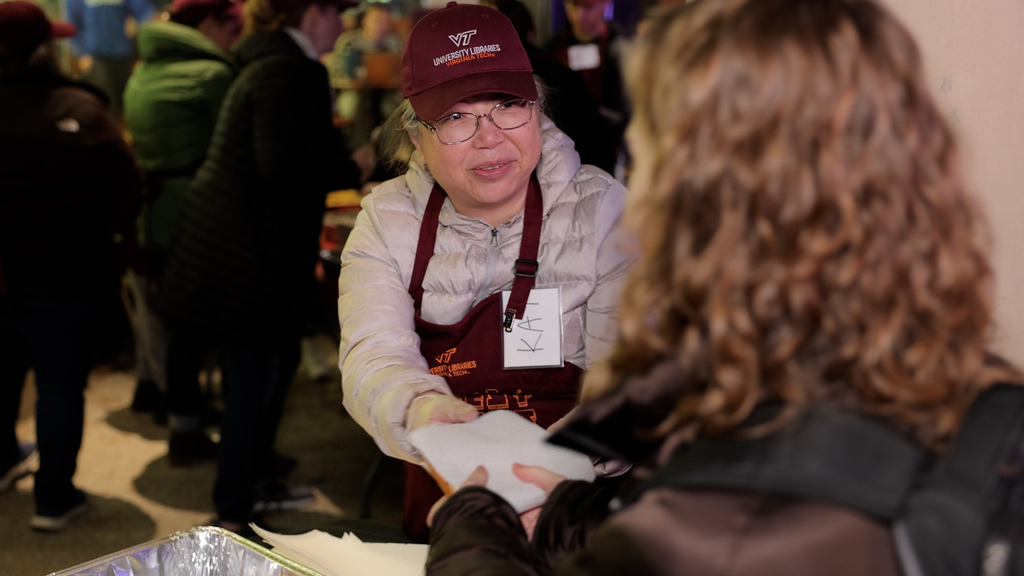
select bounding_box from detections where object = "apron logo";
[430,348,476,377]
[448,29,477,47]
[459,389,537,422]
[435,347,457,364]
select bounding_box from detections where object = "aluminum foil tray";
[47,526,324,576]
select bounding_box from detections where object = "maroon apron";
[402,175,583,542]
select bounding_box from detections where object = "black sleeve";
[428,487,539,576]
[428,480,619,576]
[531,480,617,572]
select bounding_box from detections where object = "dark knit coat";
[157,30,358,340]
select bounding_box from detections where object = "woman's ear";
[409,129,422,154]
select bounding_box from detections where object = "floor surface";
[0,363,404,576]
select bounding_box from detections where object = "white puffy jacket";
[337,117,630,462]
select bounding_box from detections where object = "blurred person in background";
[329,3,404,149]
[423,1,1024,574]
[484,0,614,173]
[66,0,157,119]
[155,0,361,535]
[337,2,631,542]
[544,0,627,178]
[0,1,141,532]
[121,0,242,461]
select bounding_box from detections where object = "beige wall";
[882,0,1024,363]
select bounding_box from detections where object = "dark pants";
[0,296,103,515]
[164,320,216,422]
[213,335,300,523]
[83,55,132,120]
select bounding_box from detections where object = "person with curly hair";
[422,0,1024,574]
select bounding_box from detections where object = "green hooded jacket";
[124,20,236,254]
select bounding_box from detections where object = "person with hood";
[0,0,141,532]
[121,0,242,462]
[156,0,360,534]
[337,2,631,542]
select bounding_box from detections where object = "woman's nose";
[472,116,504,147]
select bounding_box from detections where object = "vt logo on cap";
[448,29,477,47]
[399,1,536,121]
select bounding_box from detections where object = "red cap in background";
[170,0,240,26]
[269,0,356,14]
[0,1,75,53]
[400,1,536,121]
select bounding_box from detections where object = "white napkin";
[407,410,595,512]
[250,525,427,576]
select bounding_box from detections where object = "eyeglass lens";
[433,99,533,144]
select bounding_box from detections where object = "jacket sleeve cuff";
[531,480,617,572]
[428,487,538,576]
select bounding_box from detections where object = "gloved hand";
[406,393,479,432]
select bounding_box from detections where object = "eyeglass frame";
[418,98,537,145]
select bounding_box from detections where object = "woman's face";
[412,94,542,227]
[304,3,342,56]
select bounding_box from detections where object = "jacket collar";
[283,27,318,61]
[629,404,927,520]
[549,358,928,519]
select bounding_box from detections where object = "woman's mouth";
[471,161,512,178]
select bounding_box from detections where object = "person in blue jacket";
[66,0,156,118]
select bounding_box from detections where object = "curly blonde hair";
[586,0,1018,450]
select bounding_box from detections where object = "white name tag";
[501,288,564,370]
[567,43,601,71]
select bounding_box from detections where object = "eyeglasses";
[420,99,535,145]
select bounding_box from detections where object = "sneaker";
[269,452,299,480]
[251,482,315,513]
[0,443,37,493]
[168,430,218,466]
[31,498,92,532]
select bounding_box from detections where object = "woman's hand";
[513,463,566,540]
[406,393,479,431]
[426,464,488,528]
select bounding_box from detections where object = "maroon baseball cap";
[270,0,356,13]
[0,1,75,53]
[170,0,237,26]
[401,2,536,121]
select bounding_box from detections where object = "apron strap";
[503,175,542,332]
[409,174,544,329]
[409,182,447,311]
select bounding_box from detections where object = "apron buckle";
[503,309,516,332]
[514,259,539,278]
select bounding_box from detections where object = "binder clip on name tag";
[500,288,564,369]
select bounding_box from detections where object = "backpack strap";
[984,436,1024,576]
[898,383,1024,576]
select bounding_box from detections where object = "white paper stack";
[250,525,428,576]
[408,410,596,513]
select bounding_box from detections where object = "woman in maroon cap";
[337,1,631,542]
